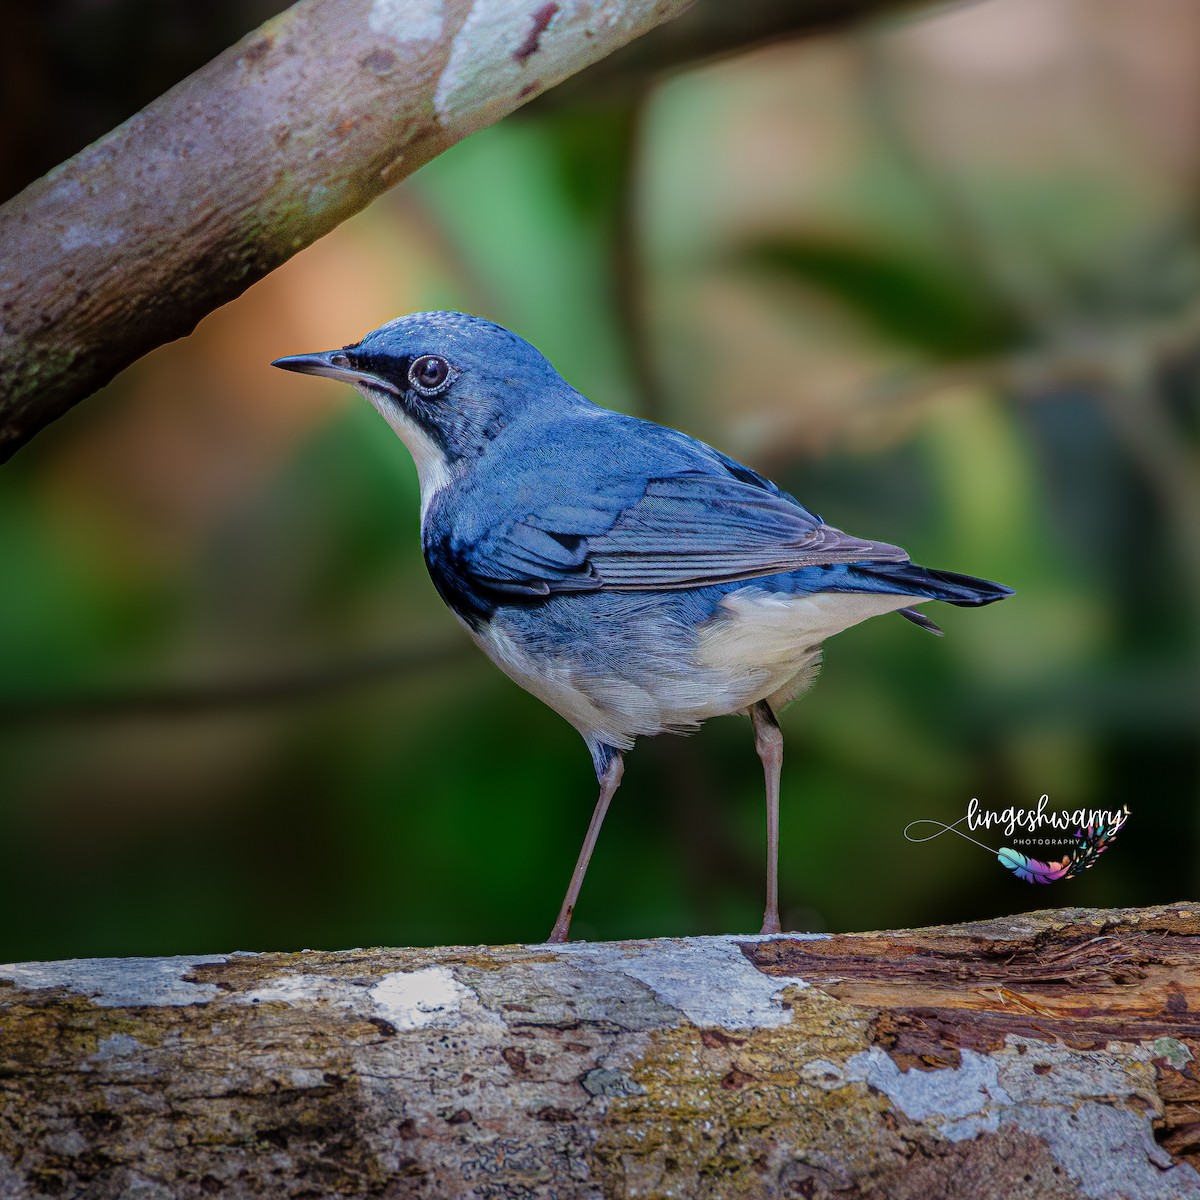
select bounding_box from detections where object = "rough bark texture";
[2,903,1199,1198]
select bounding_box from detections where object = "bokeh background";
[2,0,1197,961]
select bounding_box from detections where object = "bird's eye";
[408,354,452,395]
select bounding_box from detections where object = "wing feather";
[464,470,907,596]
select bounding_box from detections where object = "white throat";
[356,384,453,520]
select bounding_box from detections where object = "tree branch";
[2,903,1198,1196]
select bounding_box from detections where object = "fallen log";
[2,903,1198,1197]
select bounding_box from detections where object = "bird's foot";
[759,911,782,936]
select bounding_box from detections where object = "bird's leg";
[548,749,624,944]
[751,701,784,935]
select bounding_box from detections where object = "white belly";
[466,587,920,750]
[693,587,919,704]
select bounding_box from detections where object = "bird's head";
[272,311,574,499]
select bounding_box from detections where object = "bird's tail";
[852,562,1014,607]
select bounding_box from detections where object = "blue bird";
[273,312,1012,941]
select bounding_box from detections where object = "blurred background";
[1,0,1197,961]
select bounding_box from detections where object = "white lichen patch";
[93,1033,147,1061]
[938,1112,1002,1142]
[240,974,347,1006]
[289,1068,332,1088]
[996,1038,1160,1107]
[238,966,470,1032]
[368,0,444,42]
[370,966,469,1030]
[798,1058,851,1090]
[0,955,230,1007]
[836,1036,1200,1197]
[846,1046,1011,1123]
[1013,1102,1200,1200]
[434,0,684,129]
[60,223,124,252]
[554,935,821,1030]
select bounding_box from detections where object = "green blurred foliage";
[1,3,1197,962]
[737,236,1025,358]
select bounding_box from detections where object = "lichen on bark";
[1,904,1199,1197]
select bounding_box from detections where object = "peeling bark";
[2,903,1199,1197]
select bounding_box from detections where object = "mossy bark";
[2,903,1199,1198]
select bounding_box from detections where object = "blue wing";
[443,417,908,599]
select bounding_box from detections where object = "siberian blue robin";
[274,311,1012,941]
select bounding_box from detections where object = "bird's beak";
[271,351,356,381]
[271,351,401,396]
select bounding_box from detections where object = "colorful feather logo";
[906,804,1129,885]
[996,848,1072,884]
